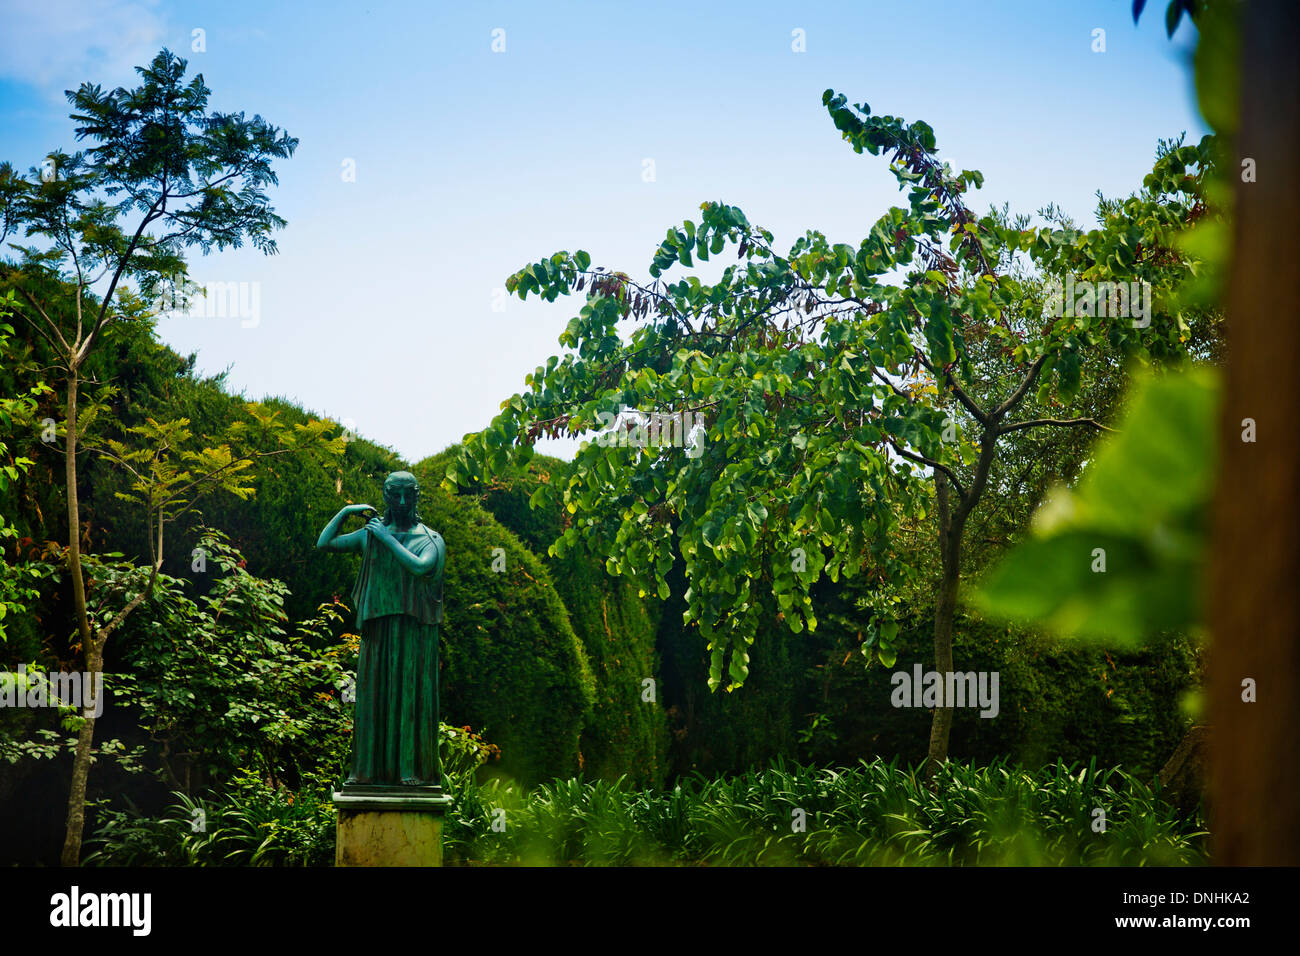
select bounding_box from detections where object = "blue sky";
[0,0,1204,463]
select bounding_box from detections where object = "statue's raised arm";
[317,502,376,553]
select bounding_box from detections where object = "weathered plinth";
[333,785,453,867]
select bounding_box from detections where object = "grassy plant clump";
[442,758,1207,866]
[85,758,1205,867]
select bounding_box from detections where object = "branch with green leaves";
[449,93,1219,690]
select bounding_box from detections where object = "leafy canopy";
[0,47,297,369]
[450,91,1217,690]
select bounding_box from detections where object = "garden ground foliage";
[85,757,1205,867]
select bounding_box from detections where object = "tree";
[449,91,1217,777]
[1205,0,1300,868]
[0,49,326,864]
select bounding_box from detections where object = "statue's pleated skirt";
[348,613,441,787]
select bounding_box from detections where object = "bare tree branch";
[993,353,1047,420]
[886,437,967,500]
[998,416,1114,435]
[914,349,990,424]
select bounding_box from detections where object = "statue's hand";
[365,517,391,539]
[345,503,377,517]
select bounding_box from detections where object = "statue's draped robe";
[348,523,445,787]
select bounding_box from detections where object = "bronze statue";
[317,471,446,792]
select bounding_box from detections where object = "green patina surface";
[317,471,447,788]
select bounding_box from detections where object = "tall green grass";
[444,758,1207,866]
[84,758,1207,866]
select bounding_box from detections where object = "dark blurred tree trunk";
[1207,0,1300,866]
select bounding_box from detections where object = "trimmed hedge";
[414,448,667,788]
[655,561,815,779]
[419,483,594,785]
[798,602,1198,778]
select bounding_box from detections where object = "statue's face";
[383,473,418,523]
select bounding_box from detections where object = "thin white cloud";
[0,0,167,98]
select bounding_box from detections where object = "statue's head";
[382,471,421,527]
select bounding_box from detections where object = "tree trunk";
[925,471,960,779]
[60,654,100,867]
[1157,725,1210,818]
[59,365,96,867]
[1206,0,1300,866]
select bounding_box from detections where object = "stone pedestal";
[333,786,454,867]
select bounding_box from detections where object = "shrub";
[83,722,500,867]
[84,771,335,867]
